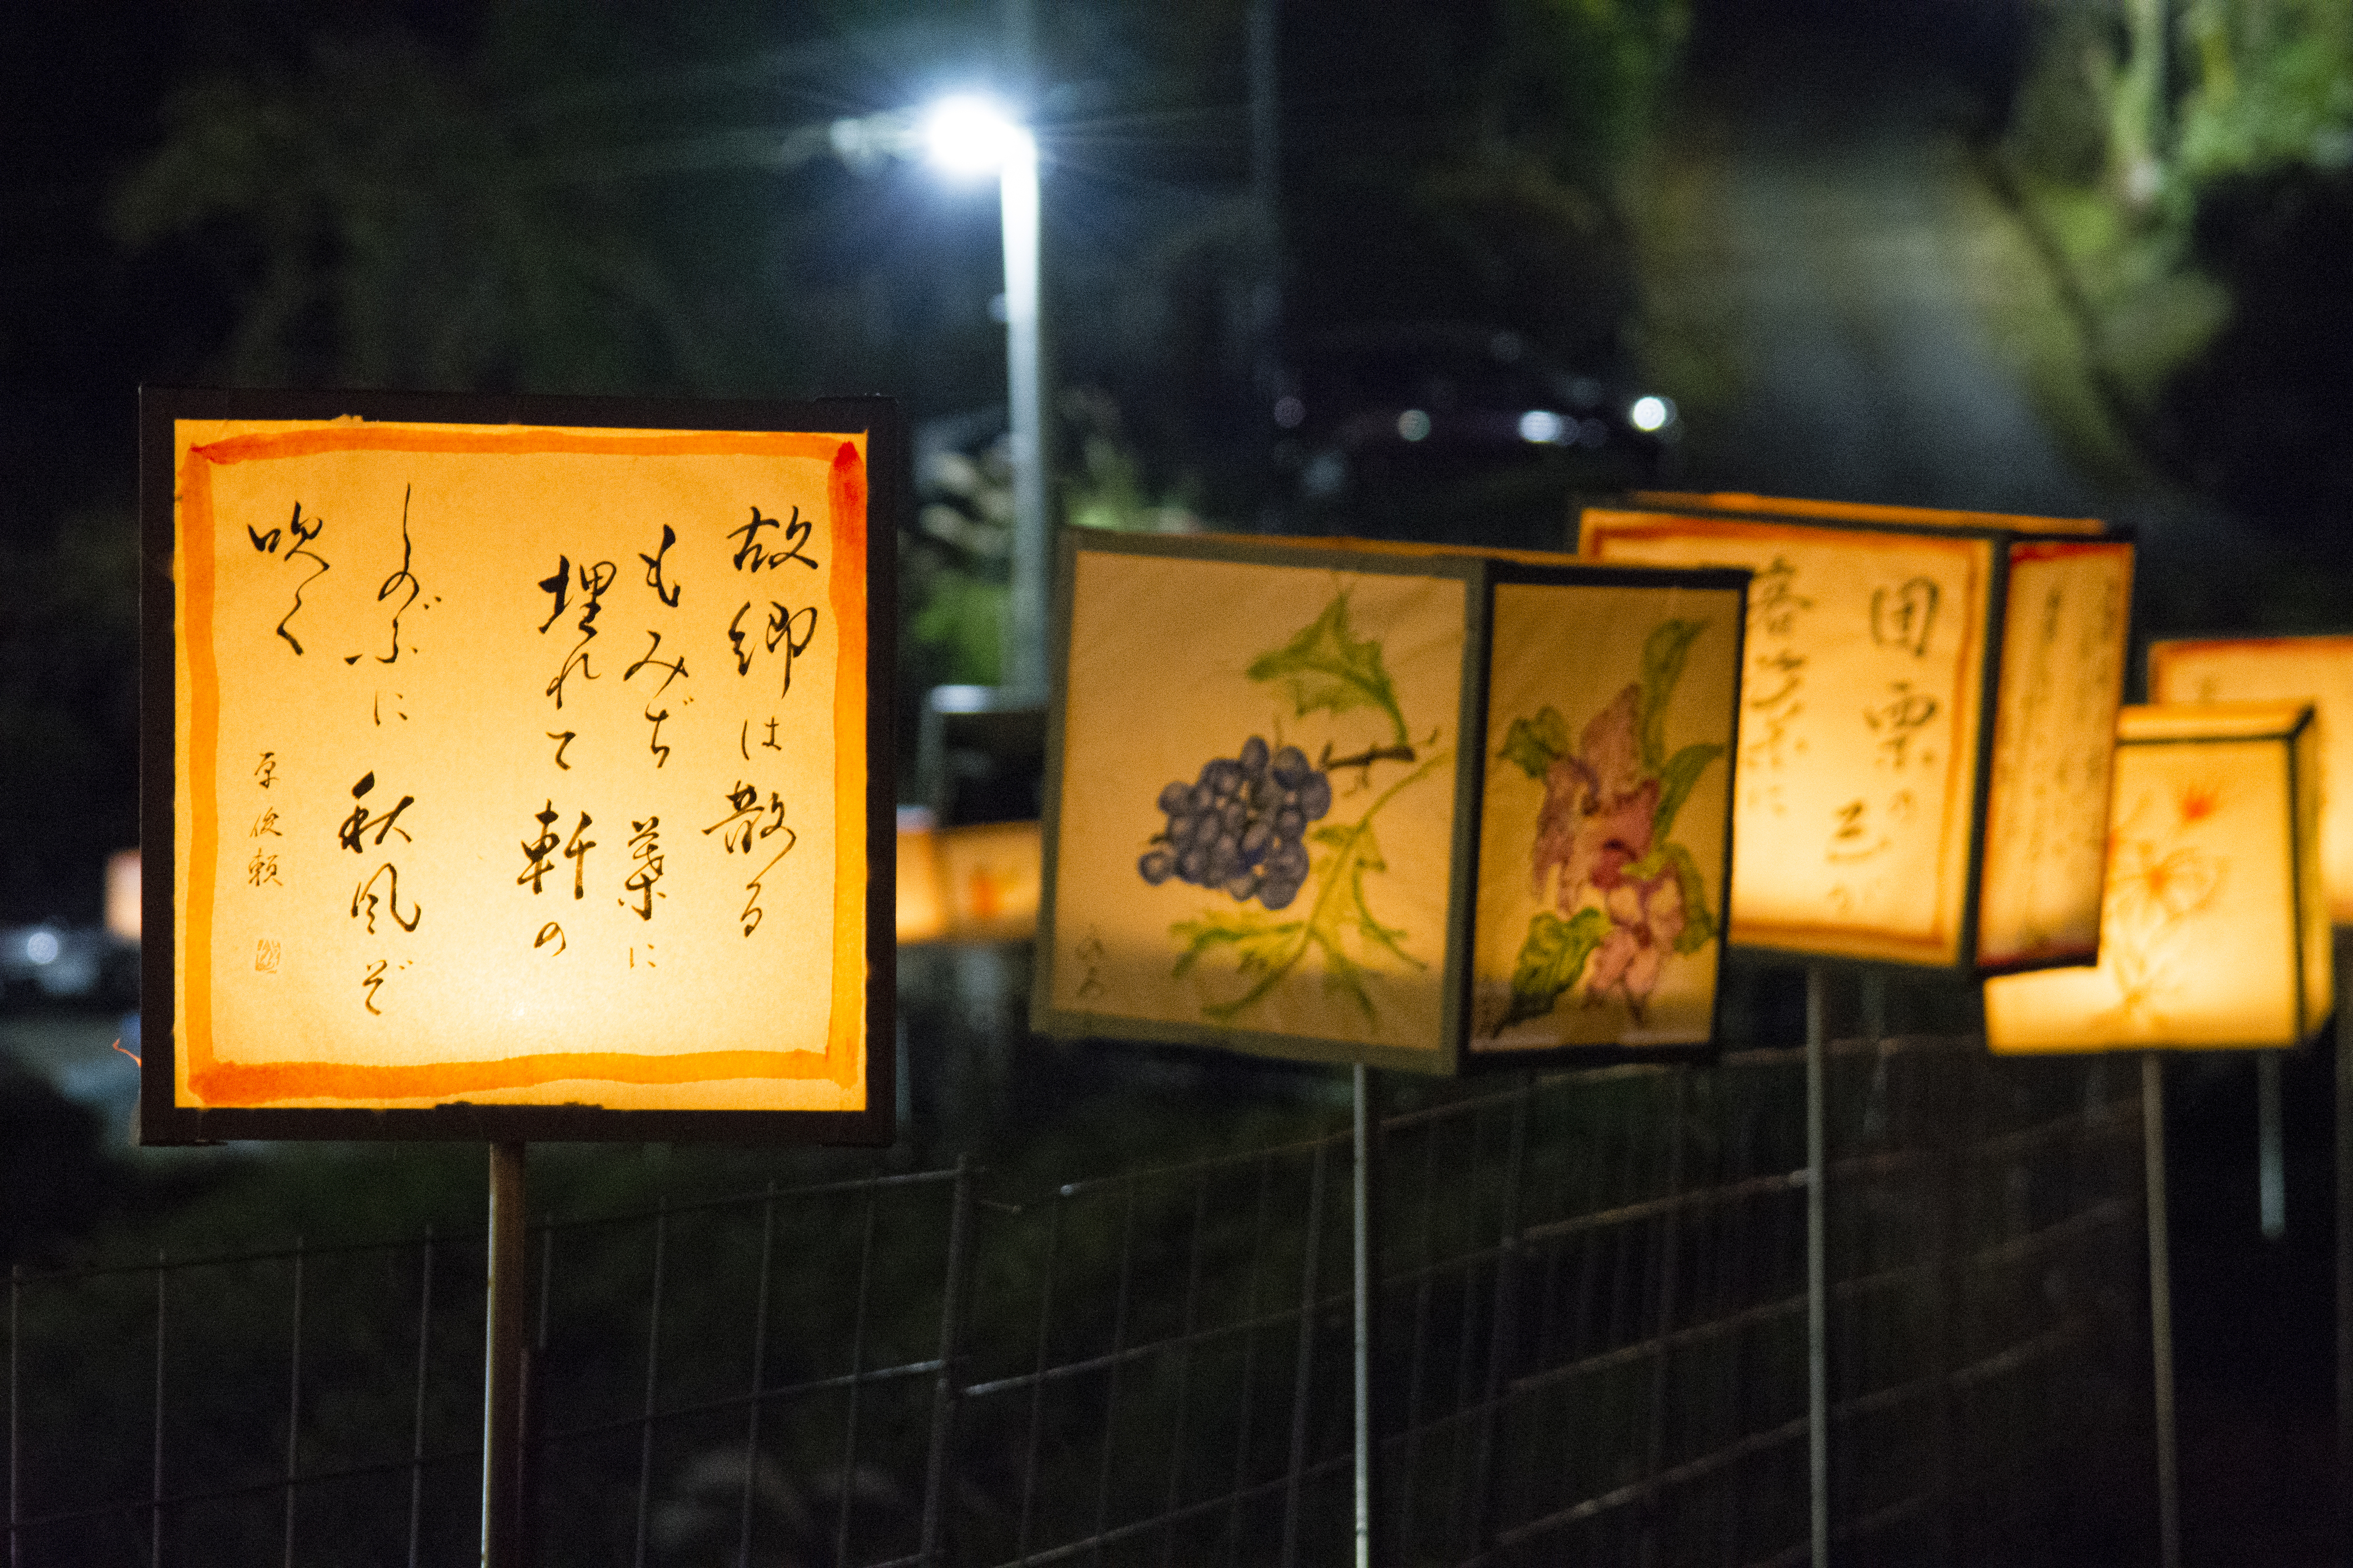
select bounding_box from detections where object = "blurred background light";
[920,94,1032,180]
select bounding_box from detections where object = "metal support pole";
[1352,1063,1380,1568]
[2144,1055,2180,1568]
[919,1156,976,1567]
[1807,966,1829,1568]
[2259,1050,2286,1241]
[483,1142,528,1568]
[2337,927,2353,1529]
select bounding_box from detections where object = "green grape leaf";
[1247,591,1408,748]
[1316,819,1417,971]
[1638,619,1709,773]
[1171,910,1302,980]
[1497,706,1569,779]
[1502,908,1612,1032]
[1319,941,1373,1019]
[1651,741,1725,842]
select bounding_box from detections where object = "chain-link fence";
[6,1034,2152,1566]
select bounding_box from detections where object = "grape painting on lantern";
[1050,548,1467,1053]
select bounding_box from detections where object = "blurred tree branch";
[112,26,720,392]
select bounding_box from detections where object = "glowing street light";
[919,93,1034,180]
[915,94,1048,699]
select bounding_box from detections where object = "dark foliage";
[0,1052,114,1263]
[2158,166,2353,541]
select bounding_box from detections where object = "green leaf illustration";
[1651,740,1724,842]
[1171,909,1303,980]
[1496,706,1569,779]
[1625,840,1718,955]
[1638,619,1708,773]
[1315,818,1417,971]
[1502,907,1611,1031]
[1247,590,1409,748]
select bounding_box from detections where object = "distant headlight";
[1518,409,1565,444]
[1629,395,1675,433]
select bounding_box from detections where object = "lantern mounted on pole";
[1979,698,2330,1568]
[142,386,900,1568]
[1581,491,2134,1568]
[2143,634,2353,1489]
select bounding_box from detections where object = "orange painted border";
[2008,539,2130,564]
[1632,491,2107,538]
[2150,634,2353,666]
[177,422,868,1107]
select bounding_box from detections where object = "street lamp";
[916,94,1048,699]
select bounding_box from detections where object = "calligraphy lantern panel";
[140,388,896,1143]
[2149,636,2353,923]
[1984,702,2330,1052]
[1031,532,1747,1073]
[1581,495,2132,972]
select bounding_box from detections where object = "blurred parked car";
[1274,323,1678,543]
[0,924,132,1005]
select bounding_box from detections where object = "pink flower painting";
[1493,620,1723,1032]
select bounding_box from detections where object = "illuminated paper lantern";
[1582,493,2133,972]
[896,817,1042,944]
[1033,532,1747,1073]
[2149,636,2353,922]
[938,820,1042,941]
[1984,703,2331,1052]
[139,388,896,1142]
[896,815,949,945]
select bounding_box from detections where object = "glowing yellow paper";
[171,418,869,1112]
[1985,703,2330,1051]
[2149,636,2353,923]
[1046,550,1465,1054]
[1976,541,2134,966]
[1584,512,1991,965]
[938,820,1043,941]
[896,822,948,945]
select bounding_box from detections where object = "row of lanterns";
[1016,491,2338,1067]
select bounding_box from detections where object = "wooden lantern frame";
[138,386,901,1145]
[1582,492,2135,975]
[1031,529,1749,1074]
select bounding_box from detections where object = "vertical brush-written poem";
[174,423,869,1112]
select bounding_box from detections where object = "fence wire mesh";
[6,1035,2151,1566]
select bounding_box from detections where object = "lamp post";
[919,95,1048,699]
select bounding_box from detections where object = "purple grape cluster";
[1139,736,1333,910]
